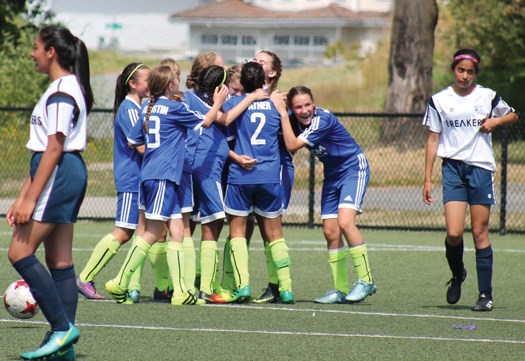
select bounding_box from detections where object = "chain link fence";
[1,107,523,234]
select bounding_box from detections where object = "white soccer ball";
[3,279,39,319]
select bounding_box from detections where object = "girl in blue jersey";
[423,49,518,311]
[275,86,376,304]
[222,62,295,304]
[7,25,94,360]
[77,62,150,301]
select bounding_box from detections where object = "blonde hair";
[160,58,181,77]
[186,51,220,90]
[227,64,242,84]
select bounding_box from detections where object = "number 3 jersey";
[423,84,515,172]
[222,96,281,185]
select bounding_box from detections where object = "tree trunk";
[382,0,438,146]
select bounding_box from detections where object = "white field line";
[1,318,524,344]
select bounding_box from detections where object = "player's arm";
[271,92,305,152]
[214,88,268,126]
[6,177,31,227]
[228,149,257,171]
[423,131,439,205]
[202,85,229,128]
[480,112,518,134]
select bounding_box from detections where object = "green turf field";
[1,221,524,360]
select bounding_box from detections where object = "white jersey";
[26,74,88,152]
[422,84,515,172]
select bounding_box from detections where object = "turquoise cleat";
[314,289,346,304]
[21,323,80,360]
[345,279,377,303]
[231,285,251,303]
[280,290,295,304]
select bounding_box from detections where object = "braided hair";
[143,65,176,132]
[197,65,227,106]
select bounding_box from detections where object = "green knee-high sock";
[128,237,145,291]
[329,248,349,293]
[230,237,249,288]
[349,243,373,283]
[147,242,170,292]
[264,242,279,285]
[114,236,150,290]
[167,242,185,296]
[182,236,196,292]
[221,237,236,291]
[269,238,292,292]
[200,241,219,294]
[79,233,121,282]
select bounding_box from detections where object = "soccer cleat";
[49,345,76,360]
[211,289,234,303]
[127,290,140,303]
[472,292,493,312]
[253,283,280,304]
[76,276,105,300]
[230,285,251,303]
[446,268,467,305]
[345,279,377,303]
[153,287,173,301]
[198,290,213,303]
[21,323,80,360]
[171,291,206,306]
[280,290,295,304]
[105,279,127,303]
[314,290,346,304]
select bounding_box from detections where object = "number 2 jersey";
[222,96,281,185]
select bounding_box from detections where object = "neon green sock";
[349,243,373,283]
[79,233,121,283]
[128,237,144,291]
[182,236,196,292]
[200,240,219,294]
[230,237,249,288]
[147,242,170,292]
[167,242,185,296]
[221,237,235,291]
[264,242,279,285]
[269,238,292,292]
[329,248,349,293]
[114,236,150,289]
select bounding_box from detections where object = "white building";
[172,0,392,63]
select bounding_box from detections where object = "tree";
[381,0,438,145]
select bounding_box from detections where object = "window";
[201,34,218,44]
[221,35,238,45]
[274,35,290,45]
[294,35,310,46]
[313,36,328,46]
[242,35,256,45]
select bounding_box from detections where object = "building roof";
[172,0,390,26]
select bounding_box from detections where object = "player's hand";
[10,199,36,226]
[238,155,257,170]
[270,91,287,112]
[213,85,229,105]
[479,118,499,134]
[250,88,268,101]
[422,182,435,205]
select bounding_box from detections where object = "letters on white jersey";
[422,84,514,172]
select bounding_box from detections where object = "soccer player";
[275,85,376,304]
[7,25,93,360]
[422,49,518,311]
[76,62,149,301]
[222,61,295,304]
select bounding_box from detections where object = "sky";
[49,0,207,14]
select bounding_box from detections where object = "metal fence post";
[308,151,315,228]
[499,127,508,236]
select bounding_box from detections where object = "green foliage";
[443,0,525,111]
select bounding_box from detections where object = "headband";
[217,68,227,88]
[454,54,479,64]
[124,64,144,85]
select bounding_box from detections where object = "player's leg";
[253,214,280,304]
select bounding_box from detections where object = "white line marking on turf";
[1,318,524,344]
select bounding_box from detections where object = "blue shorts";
[115,192,139,229]
[225,183,283,218]
[193,174,226,224]
[30,152,87,223]
[140,179,182,221]
[321,154,370,219]
[177,171,194,214]
[442,158,495,205]
[281,161,294,211]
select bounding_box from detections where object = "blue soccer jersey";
[297,107,364,183]
[223,96,281,184]
[134,96,206,185]
[184,91,229,179]
[113,97,143,192]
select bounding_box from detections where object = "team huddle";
[5,24,518,361]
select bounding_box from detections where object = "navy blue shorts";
[442,158,495,205]
[140,179,181,221]
[224,183,283,218]
[30,152,87,223]
[115,192,139,229]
